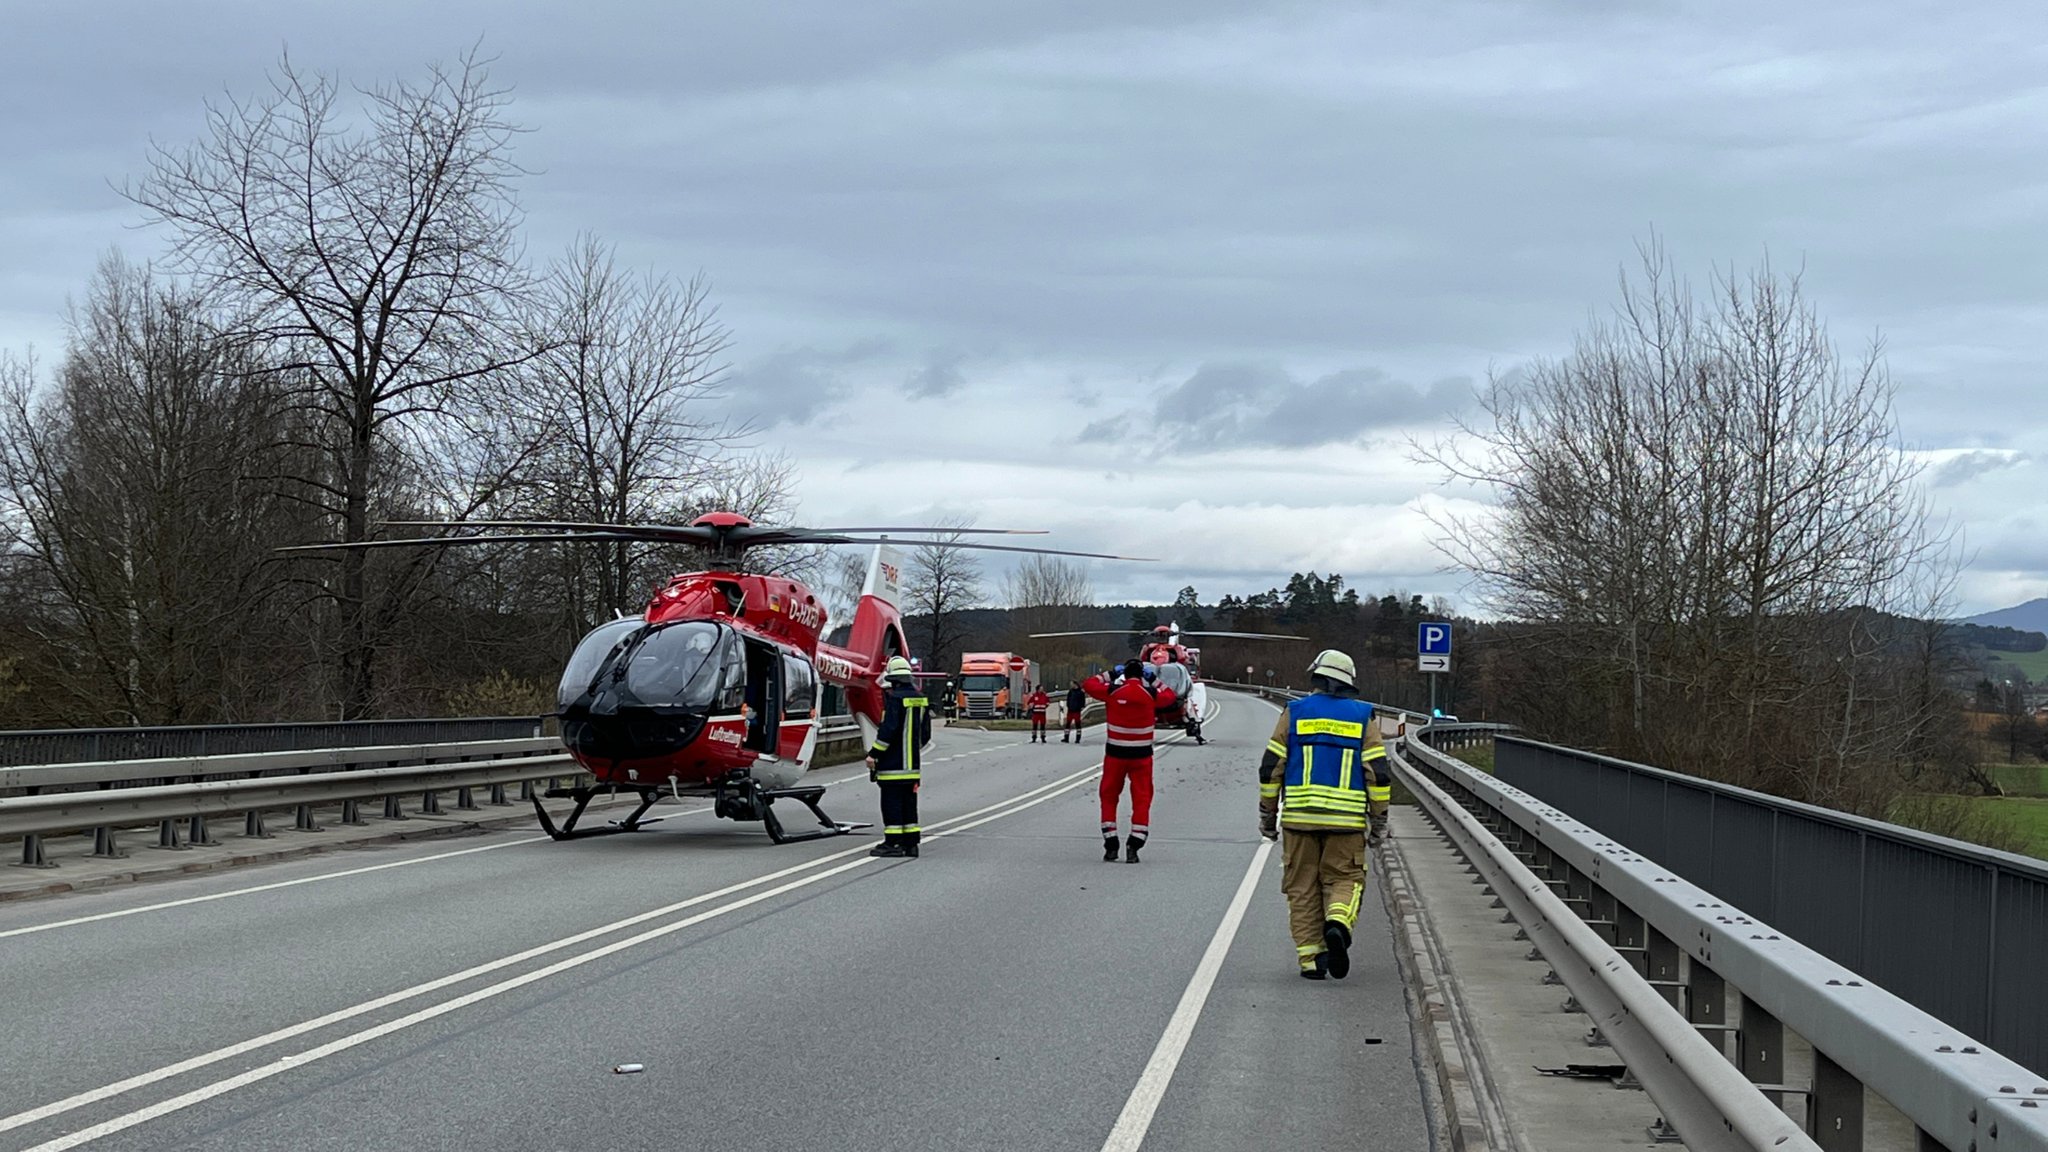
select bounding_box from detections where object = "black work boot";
[1102,836,1120,862]
[1124,836,1144,864]
[1322,920,1352,979]
[869,842,908,858]
[1300,953,1328,980]
[902,841,920,858]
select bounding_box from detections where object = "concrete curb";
[1378,819,1513,1152]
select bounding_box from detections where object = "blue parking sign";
[1418,622,1452,655]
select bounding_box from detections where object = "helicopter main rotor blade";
[772,526,1049,536]
[378,519,721,541]
[274,531,652,554]
[1027,630,1154,638]
[820,538,1155,562]
[1176,631,1311,640]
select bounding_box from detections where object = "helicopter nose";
[562,710,707,760]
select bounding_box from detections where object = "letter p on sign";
[1418,623,1452,655]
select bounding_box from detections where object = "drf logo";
[1418,623,1452,655]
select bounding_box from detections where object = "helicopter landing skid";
[532,785,663,841]
[759,785,870,845]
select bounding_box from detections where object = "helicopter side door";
[741,637,784,755]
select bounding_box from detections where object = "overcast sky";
[3,1,2044,612]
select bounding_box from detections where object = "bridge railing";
[1492,736,2048,1078]
[0,717,551,767]
[1,716,862,867]
[1401,730,2048,1152]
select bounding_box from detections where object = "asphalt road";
[0,695,1433,1152]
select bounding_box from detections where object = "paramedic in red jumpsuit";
[1083,659,1177,863]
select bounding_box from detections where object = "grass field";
[1446,744,1496,774]
[1972,797,2048,856]
[1991,763,2048,796]
[1980,647,2048,682]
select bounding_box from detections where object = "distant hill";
[1966,599,2048,637]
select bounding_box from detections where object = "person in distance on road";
[1063,680,1086,743]
[1027,684,1051,743]
[1083,658,1177,863]
[865,656,932,859]
[1256,649,1396,980]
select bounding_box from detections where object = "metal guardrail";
[3,718,864,866]
[1492,736,2048,1078]
[1393,736,1818,1151]
[0,717,549,767]
[1403,730,2048,1152]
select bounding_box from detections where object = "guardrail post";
[455,786,478,811]
[244,809,272,839]
[421,789,443,815]
[383,793,407,820]
[488,783,510,806]
[1614,905,1648,974]
[155,818,185,850]
[16,833,53,868]
[1809,1050,1864,1152]
[90,825,126,858]
[1645,927,1682,1008]
[339,800,365,826]
[294,802,321,832]
[187,815,218,846]
[1686,959,1732,1058]
[1738,993,1786,1108]
[519,780,536,802]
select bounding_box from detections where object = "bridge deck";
[0,698,1431,1152]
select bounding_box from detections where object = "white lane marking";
[1098,838,1273,1152]
[0,760,1105,1140]
[16,854,879,1152]
[0,835,553,941]
[3,766,882,941]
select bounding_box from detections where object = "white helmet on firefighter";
[1306,649,1357,688]
[884,655,914,680]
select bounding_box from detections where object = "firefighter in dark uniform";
[865,655,931,858]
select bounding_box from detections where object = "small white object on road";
[613,1064,644,1075]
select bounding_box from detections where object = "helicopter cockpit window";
[622,622,730,710]
[557,617,644,708]
[712,629,748,714]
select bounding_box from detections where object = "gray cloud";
[1152,364,1468,449]
[1931,450,2030,488]
[1076,414,1132,444]
[906,352,967,398]
[723,342,890,428]
[5,1,2048,609]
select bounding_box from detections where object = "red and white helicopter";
[1030,621,1305,735]
[286,514,1143,844]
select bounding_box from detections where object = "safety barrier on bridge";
[1,718,863,867]
[1493,736,2048,1079]
[1400,729,2048,1152]
[0,716,550,767]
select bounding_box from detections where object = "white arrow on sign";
[1418,653,1451,673]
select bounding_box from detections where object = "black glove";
[1258,810,1278,841]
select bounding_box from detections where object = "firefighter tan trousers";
[1282,828,1367,965]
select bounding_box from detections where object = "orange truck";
[956,652,1039,719]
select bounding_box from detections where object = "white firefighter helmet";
[884,655,915,680]
[1306,649,1357,688]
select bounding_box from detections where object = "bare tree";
[125,49,546,717]
[1430,240,1959,812]
[1001,553,1094,643]
[525,235,733,629]
[0,256,297,723]
[905,516,985,674]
